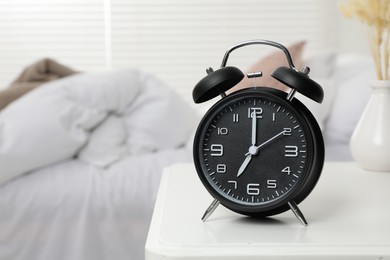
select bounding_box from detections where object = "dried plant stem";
[384,29,389,80]
[369,28,383,80]
[339,0,390,80]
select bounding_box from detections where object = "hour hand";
[237,154,252,177]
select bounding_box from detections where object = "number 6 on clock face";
[193,88,324,219]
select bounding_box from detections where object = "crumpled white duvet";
[0,69,196,186]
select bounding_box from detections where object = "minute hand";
[251,110,257,146]
[245,130,286,156]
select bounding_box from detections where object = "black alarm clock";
[192,40,324,226]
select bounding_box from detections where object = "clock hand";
[251,110,257,146]
[240,130,287,175]
[257,130,285,149]
[237,111,257,177]
[237,154,252,177]
[245,130,286,156]
[237,110,258,178]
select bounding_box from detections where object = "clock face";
[194,88,321,216]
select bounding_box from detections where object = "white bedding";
[0,69,197,185]
[0,149,190,260]
[0,69,197,260]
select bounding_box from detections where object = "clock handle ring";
[220,39,297,70]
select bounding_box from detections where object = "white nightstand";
[145,162,390,260]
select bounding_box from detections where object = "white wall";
[335,9,370,56]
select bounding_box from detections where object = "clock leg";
[201,199,220,222]
[288,200,308,226]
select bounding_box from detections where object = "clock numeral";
[216,164,226,173]
[281,166,291,175]
[248,107,263,119]
[283,128,292,135]
[210,144,224,156]
[217,127,228,135]
[285,145,298,157]
[267,180,277,189]
[233,113,239,123]
[247,183,260,195]
[228,180,237,190]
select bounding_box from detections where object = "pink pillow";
[228,41,306,94]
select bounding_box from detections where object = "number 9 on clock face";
[193,88,324,217]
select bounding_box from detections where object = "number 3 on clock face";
[193,88,324,217]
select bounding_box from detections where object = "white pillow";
[123,72,198,155]
[0,69,197,185]
[324,54,375,145]
[78,115,128,167]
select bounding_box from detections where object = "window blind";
[110,0,338,103]
[0,0,338,104]
[0,0,106,86]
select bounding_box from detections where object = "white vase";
[350,80,390,172]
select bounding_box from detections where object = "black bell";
[192,66,244,103]
[271,67,324,103]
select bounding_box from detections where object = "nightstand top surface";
[146,162,390,259]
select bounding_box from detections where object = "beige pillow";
[0,58,77,110]
[227,41,306,94]
[0,84,39,110]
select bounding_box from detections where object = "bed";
[0,67,198,260]
[0,51,374,260]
